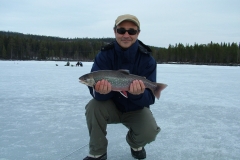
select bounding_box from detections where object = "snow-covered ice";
[0,61,239,160]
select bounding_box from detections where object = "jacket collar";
[114,40,139,64]
[114,40,139,53]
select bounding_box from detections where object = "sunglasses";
[116,28,139,35]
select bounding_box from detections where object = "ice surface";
[0,61,240,160]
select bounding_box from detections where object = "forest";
[0,31,239,65]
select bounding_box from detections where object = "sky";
[0,0,239,48]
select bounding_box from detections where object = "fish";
[79,70,167,99]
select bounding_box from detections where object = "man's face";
[114,21,140,49]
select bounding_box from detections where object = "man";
[83,14,161,160]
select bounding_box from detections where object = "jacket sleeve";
[88,51,115,101]
[127,58,156,106]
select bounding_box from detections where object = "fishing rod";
[59,143,89,160]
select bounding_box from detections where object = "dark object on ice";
[76,61,83,67]
[65,61,70,66]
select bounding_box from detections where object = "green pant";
[85,99,161,155]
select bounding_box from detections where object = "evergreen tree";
[0,31,239,65]
[2,45,7,59]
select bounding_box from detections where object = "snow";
[0,61,239,160]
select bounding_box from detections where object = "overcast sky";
[1,0,239,48]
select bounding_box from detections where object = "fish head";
[79,74,95,87]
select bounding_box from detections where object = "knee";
[142,125,161,143]
[85,99,114,117]
[85,99,102,116]
[127,125,160,147]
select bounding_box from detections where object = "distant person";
[65,61,70,66]
[76,61,83,67]
[83,14,161,160]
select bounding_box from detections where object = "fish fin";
[119,91,128,98]
[92,85,96,97]
[153,83,168,100]
[118,69,130,75]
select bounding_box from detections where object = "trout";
[79,70,167,99]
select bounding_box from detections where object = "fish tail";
[153,83,167,99]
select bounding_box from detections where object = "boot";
[83,153,107,160]
[131,147,146,159]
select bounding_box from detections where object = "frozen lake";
[0,61,240,160]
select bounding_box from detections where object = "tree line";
[0,31,239,65]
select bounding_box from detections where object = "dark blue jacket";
[89,40,157,112]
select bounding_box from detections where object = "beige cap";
[115,14,140,28]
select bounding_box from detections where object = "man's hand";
[94,79,112,94]
[128,80,145,95]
